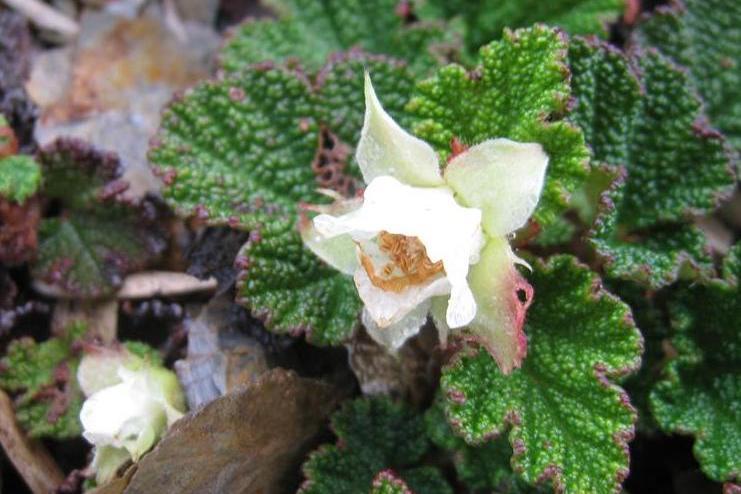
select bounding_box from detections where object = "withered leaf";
[122,369,339,494]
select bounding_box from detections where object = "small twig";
[116,271,218,299]
[2,0,79,37]
[0,390,64,494]
[34,272,217,300]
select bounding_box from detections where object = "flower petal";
[80,378,164,452]
[361,303,430,353]
[430,296,450,347]
[315,176,483,329]
[445,138,548,237]
[442,251,479,328]
[300,215,358,276]
[77,349,130,397]
[464,236,533,374]
[354,266,450,327]
[356,73,443,187]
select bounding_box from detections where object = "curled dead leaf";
[117,369,339,494]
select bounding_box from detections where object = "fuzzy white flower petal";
[117,367,185,427]
[355,267,450,327]
[77,349,130,397]
[356,73,443,187]
[361,303,430,353]
[429,296,450,348]
[80,356,186,484]
[444,138,548,237]
[299,201,361,276]
[315,176,483,329]
[80,375,165,456]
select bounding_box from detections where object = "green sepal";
[235,214,361,346]
[300,397,451,494]
[32,139,166,297]
[220,0,456,75]
[424,0,623,53]
[649,243,741,482]
[0,322,88,439]
[441,256,642,493]
[0,155,41,203]
[632,0,741,150]
[407,25,589,229]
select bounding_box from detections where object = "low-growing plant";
[0,1,737,492]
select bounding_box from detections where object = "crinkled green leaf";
[531,215,576,247]
[370,471,411,494]
[590,169,714,289]
[0,322,87,439]
[425,0,623,52]
[40,139,120,210]
[220,0,455,75]
[569,38,735,287]
[300,397,451,494]
[633,0,741,150]
[425,398,538,493]
[649,243,741,482]
[0,155,40,203]
[235,215,361,345]
[35,212,161,297]
[441,256,642,493]
[571,39,734,227]
[607,279,670,433]
[407,25,589,228]
[152,57,413,344]
[399,468,452,494]
[151,58,413,221]
[150,67,322,223]
[32,139,165,297]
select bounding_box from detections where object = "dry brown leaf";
[27,9,219,199]
[118,369,339,494]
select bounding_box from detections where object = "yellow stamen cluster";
[360,231,443,292]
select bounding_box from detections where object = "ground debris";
[120,369,339,494]
[27,7,219,200]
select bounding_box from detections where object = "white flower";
[301,73,548,373]
[78,348,186,483]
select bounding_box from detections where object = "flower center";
[360,231,444,292]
